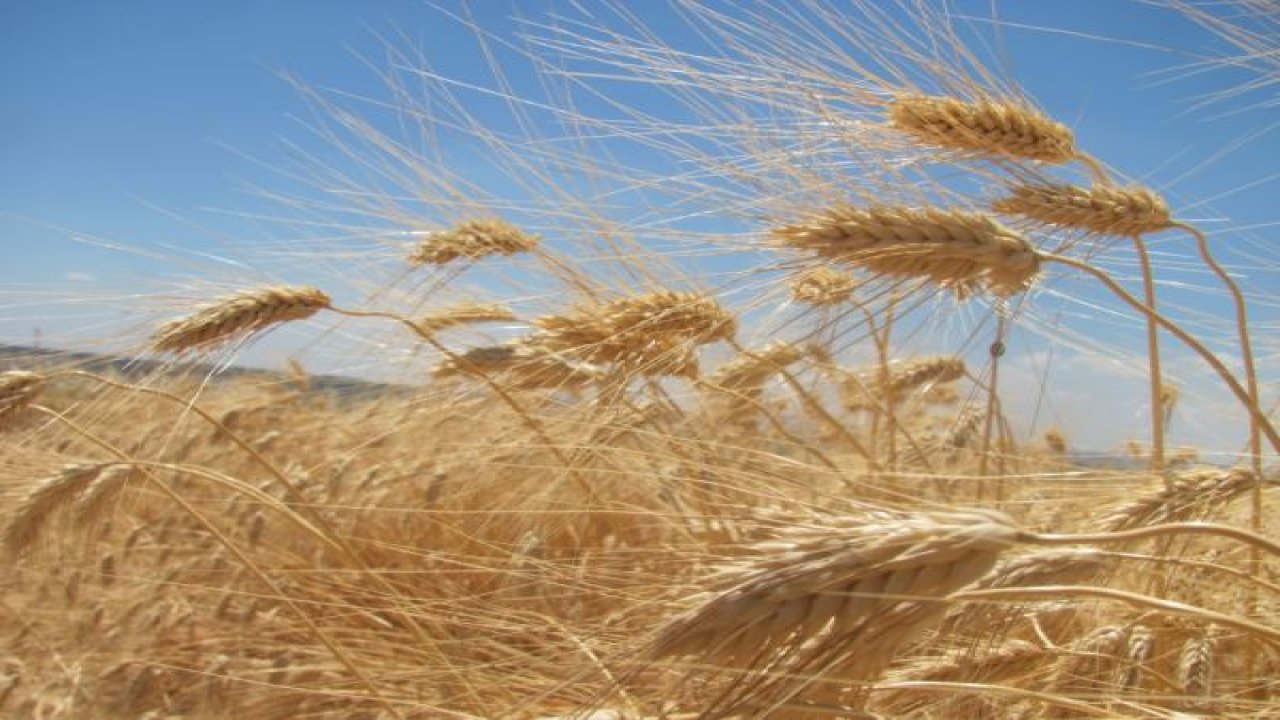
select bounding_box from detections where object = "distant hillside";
[0,343,397,399]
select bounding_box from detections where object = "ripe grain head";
[993,182,1173,236]
[888,94,1078,163]
[408,219,539,265]
[774,205,1040,296]
[151,286,331,354]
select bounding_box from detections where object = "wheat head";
[773,205,1039,296]
[408,219,539,265]
[888,94,1078,163]
[151,286,331,353]
[993,182,1173,236]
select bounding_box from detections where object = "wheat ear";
[1099,468,1261,531]
[151,286,331,353]
[993,182,1173,236]
[407,218,539,265]
[888,94,1079,164]
[774,205,1040,296]
[647,509,1020,715]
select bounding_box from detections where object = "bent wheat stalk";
[1038,251,1280,453]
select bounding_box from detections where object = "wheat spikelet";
[1178,627,1216,707]
[888,94,1078,163]
[1118,624,1155,691]
[413,302,516,337]
[151,286,331,353]
[407,218,539,265]
[4,463,119,555]
[789,267,859,306]
[1099,467,1261,531]
[647,509,1020,715]
[993,182,1173,236]
[432,344,522,379]
[0,371,45,429]
[774,205,1039,296]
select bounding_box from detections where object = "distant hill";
[0,343,397,399]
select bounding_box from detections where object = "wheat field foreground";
[2,2,1277,718]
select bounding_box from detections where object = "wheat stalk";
[888,95,1079,164]
[151,286,331,353]
[993,182,1173,236]
[407,218,539,265]
[774,205,1040,296]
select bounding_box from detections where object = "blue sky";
[1,1,1275,453]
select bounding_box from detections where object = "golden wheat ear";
[774,204,1040,296]
[646,509,1021,714]
[0,371,45,429]
[407,218,539,265]
[150,285,331,353]
[993,182,1173,236]
[888,94,1078,163]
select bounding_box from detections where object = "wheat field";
[2,2,1277,718]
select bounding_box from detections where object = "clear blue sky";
[1,1,1275,452]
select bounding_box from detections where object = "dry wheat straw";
[407,218,539,265]
[774,205,1039,296]
[888,95,1078,163]
[151,286,331,353]
[993,182,1173,237]
[0,371,44,428]
[789,267,859,306]
[648,510,1020,714]
[1100,467,1260,531]
[413,302,516,337]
